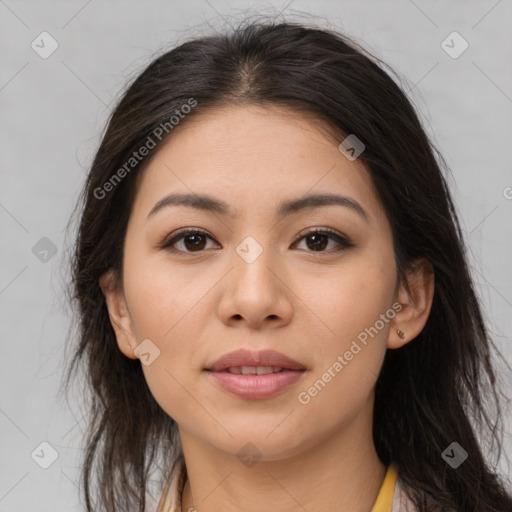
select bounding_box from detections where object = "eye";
[159,229,218,253]
[159,227,353,255]
[292,228,354,253]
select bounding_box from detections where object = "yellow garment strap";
[370,463,398,512]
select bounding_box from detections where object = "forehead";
[131,104,384,223]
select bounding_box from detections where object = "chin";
[210,429,309,462]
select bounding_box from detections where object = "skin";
[100,104,435,512]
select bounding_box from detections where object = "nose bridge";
[235,234,267,266]
[232,233,278,293]
[219,231,293,326]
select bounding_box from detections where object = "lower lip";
[206,369,306,399]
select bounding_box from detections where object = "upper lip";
[206,349,306,372]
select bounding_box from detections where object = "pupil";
[307,234,328,251]
[185,234,206,251]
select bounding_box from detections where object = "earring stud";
[397,329,406,340]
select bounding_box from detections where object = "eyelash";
[159,227,354,255]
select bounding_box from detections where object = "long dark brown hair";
[61,17,512,512]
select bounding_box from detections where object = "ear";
[387,258,435,349]
[99,269,138,359]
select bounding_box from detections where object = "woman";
[63,19,512,512]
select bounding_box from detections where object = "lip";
[205,348,306,372]
[204,349,306,399]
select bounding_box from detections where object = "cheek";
[122,250,212,421]
[140,361,194,427]
[123,248,205,340]
[293,250,396,346]
[292,251,395,409]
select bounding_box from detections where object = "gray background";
[1,0,511,510]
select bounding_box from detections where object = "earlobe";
[388,259,435,349]
[99,269,138,359]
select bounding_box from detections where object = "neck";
[179,410,386,512]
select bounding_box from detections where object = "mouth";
[205,348,306,372]
[204,349,307,399]
[217,366,292,375]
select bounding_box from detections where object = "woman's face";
[104,104,403,460]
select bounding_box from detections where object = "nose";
[217,237,294,330]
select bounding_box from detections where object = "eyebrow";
[147,192,370,223]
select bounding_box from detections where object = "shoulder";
[392,473,458,512]
[392,476,418,512]
[157,454,186,512]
